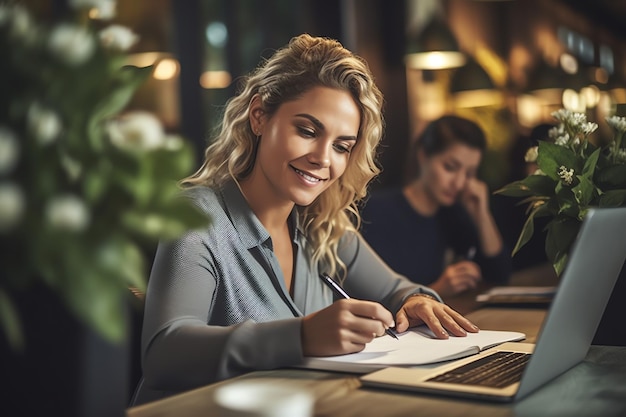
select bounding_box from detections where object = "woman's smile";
[292,166,326,185]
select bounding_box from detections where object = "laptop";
[361,207,626,402]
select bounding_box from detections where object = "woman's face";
[250,86,361,207]
[418,143,482,207]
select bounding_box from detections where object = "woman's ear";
[249,94,265,136]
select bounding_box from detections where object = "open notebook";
[300,326,524,373]
[361,207,626,402]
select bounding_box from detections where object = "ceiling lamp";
[450,58,503,108]
[405,18,465,70]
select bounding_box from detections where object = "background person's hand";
[301,299,395,357]
[460,177,490,222]
[429,260,482,298]
[395,295,479,339]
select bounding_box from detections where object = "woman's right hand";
[430,261,482,298]
[301,299,394,357]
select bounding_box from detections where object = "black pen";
[319,273,399,340]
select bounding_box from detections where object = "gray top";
[137,181,440,402]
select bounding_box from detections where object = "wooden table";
[127,265,626,417]
[127,305,626,417]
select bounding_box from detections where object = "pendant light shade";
[405,18,466,70]
[450,59,502,108]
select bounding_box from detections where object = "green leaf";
[581,147,601,178]
[494,175,556,198]
[599,190,626,207]
[149,142,198,181]
[86,65,153,150]
[122,199,210,241]
[60,251,129,344]
[511,203,551,256]
[571,175,596,209]
[94,237,147,290]
[536,141,581,181]
[92,65,153,122]
[595,164,626,189]
[0,288,24,351]
[552,252,568,277]
[83,169,111,203]
[545,217,581,272]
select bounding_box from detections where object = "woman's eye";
[333,143,352,154]
[298,126,315,138]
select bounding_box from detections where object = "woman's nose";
[308,143,331,167]
[453,173,466,190]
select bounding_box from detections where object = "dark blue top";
[360,187,511,286]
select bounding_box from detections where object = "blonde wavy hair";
[183,33,384,278]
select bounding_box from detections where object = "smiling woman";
[244,87,359,207]
[133,34,480,405]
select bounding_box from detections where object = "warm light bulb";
[405,51,465,70]
[200,70,232,89]
[153,59,179,80]
[581,85,600,108]
[563,89,585,112]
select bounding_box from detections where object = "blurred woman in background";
[361,115,511,299]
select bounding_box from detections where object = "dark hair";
[419,115,486,155]
[407,115,486,180]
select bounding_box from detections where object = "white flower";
[554,133,570,146]
[45,194,91,232]
[606,116,626,133]
[0,4,9,25]
[551,109,575,124]
[616,149,626,163]
[69,0,116,19]
[49,23,96,66]
[164,135,184,151]
[0,127,20,175]
[581,122,598,135]
[27,103,62,145]
[557,165,574,186]
[0,183,25,232]
[99,25,138,51]
[533,168,545,176]
[524,146,538,163]
[107,111,166,151]
[1,5,34,41]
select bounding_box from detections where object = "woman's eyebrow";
[295,113,358,141]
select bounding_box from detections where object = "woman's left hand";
[395,295,479,339]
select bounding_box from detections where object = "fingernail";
[390,320,396,328]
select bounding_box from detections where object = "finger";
[437,311,469,337]
[347,299,395,328]
[338,306,389,339]
[394,308,410,333]
[345,327,378,345]
[420,312,449,339]
[443,306,480,333]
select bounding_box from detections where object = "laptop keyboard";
[426,351,531,388]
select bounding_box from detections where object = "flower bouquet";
[0,1,208,349]
[496,109,626,275]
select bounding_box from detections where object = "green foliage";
[0,5,210,350]
[495,109,626,276]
